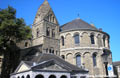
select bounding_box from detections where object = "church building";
[10,0,115,78]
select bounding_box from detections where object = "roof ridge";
[45,54,84,69]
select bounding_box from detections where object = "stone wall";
[60,30,112,77]
[41,21,60,56]
[114,65,120,78]
[60,30,110,49]
[11,70,88,78]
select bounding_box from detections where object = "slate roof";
[113,61,120,66]
[30,53,88,72]
[23,61,34,67]
[20,44,42,61]
[60,18,98,32]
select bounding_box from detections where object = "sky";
[0,0,120,62]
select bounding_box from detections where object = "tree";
[0,6,31,78]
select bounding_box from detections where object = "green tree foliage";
[0,6,31,78]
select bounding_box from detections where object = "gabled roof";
[31,53,88,72]
[31,59,68,72]
[60,18,98,32]
[12,54,88,75]
[14,61,32,73]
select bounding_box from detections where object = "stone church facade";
[1,0,116,78]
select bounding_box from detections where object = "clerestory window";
[103,35,106,47]
[74,34,80,44]
[90,34,95,44]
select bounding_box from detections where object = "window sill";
[93,66,97,68]
[75,44,80,46]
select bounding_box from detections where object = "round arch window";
[21,76,24,78]
[60,75,67,78]
[17,76,20,78]
[49,75,56,78]
[26,75,30,78]
[61,55,65,59]
[35,74,44,78]
[76,55,81,67]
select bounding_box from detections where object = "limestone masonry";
[1,0,119,78]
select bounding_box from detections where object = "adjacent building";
[113,61,120,78]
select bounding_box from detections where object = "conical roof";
[60,18,98,32]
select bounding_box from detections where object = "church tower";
[32,0,60,55]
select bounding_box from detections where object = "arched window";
[76,55,81,67]
[61,36,64,46]
[74,34,80,44]
[103,35,106,47]
[52,29,55,37]
[25,42,28,47]
[52,50,54,54]
[49,48,54,54]
[17,76,20,78]
[49,75,56,78]
[60,75,67,78]
[50,14,52,22]
[26,75,30,78]
[47,15,49,21]
[97,34,102,47]
[36,28,39,37]
[56,51,58,55]
[93,53,97,66]
[21,76,24,78]
[61,55,65,59]
[46,48,48,53]
[53,17,55,23]
[49,49,51,53]
[35,74,44,78]
[46,27,50,36]
[90,34,95,44]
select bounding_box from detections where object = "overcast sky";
[0,0,120,62]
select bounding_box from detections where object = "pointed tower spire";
[33,0,51,24]
[32,0,60,53]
